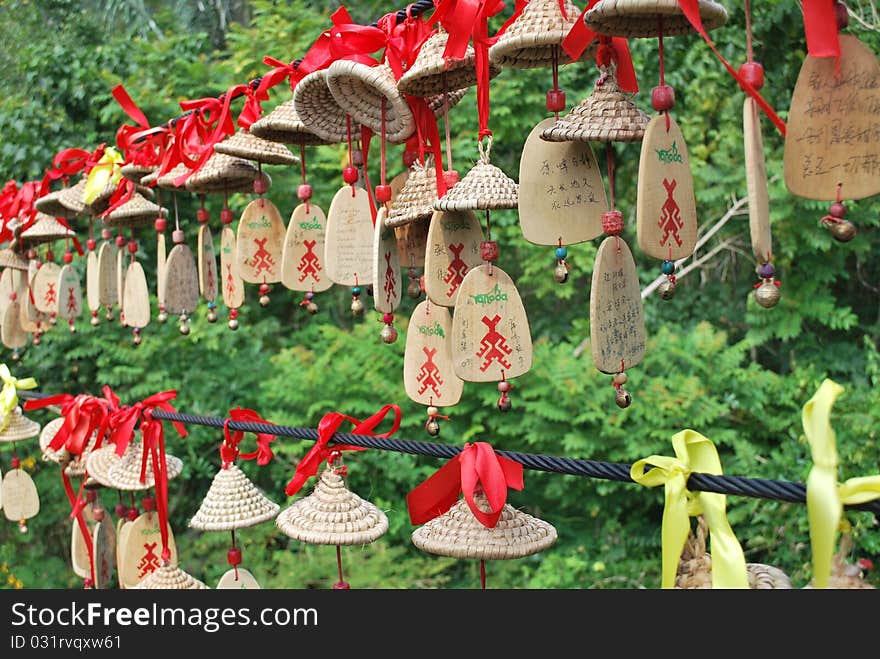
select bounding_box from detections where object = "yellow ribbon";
[631,429,749,589]
[82,146,123,205]
[803,379,880,588]
[0,363,37,433]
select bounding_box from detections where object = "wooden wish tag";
[33,262,61,315]
[2,301,28,350]
[451,264,532,384]
[0,268,13,318]
[92,517,116,589]
[19,289,44,334]
[164,243,199,320]
[71,504,97,579]
[118,511,178,589]
[424,210,484,307]
[221,225,245,309]
[784,34,880,201]
[235,198,285,284]
[744,98,772,263]
[518,117,607,246]
[637,114,698,263]
[324,185,374,287]
[404,300,463,410]
[198,223,218,302]
[395,218,429,269]
[116,517,131,589]
[55,265,82,327]
[280,203,332,293]
[2,468,39,530]
[116,247,127,318]
[97,242,118,312]
[372,207,402,315]
[122,261,151,337]
[216,567,261,590]
[86,250,100,316]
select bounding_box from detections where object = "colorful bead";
[196,208,209,223]
[757,263,775,279]
[480,240,499,262]
[227,547,242,567]
[220,208,234,224]
[63,252,73,264]
[297,184,312,201]
[86,238,97,251]
[375,184,392,203]
[661,260,675,275]
[253,178,267,195]
[738,62,765,90]
[601,210,624,235]
[343,166,359,184]
[154,218,167,232]
[829,202,847,218]
[546,89,566,113]
[351,286,361,296]
[651,85,675,112]
[555,246,568,260]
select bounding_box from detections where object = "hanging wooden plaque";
[744,98,772,262]
[119,512,178,589]
[372,208,402,314]
[19,291,42,333]
[163,244,199,316]
[389,169,410,204]
[590,236,646,374]
[424,210,484,308]
[92,518,116,589]
[784,34,880,201]
[519,117,607,246]
[116,248,127,315]
[0,268,13,319]
[157,232,166,307]
[2,301,27,349]
[235,198,285,284]
[71,505,97,579]
[280,203,332,292]
[2,468,39,521]
[33,262,61,314]
[55,265,82,321]
[324,185,374,286]
[451,264,532,382]
[404,301,463,407]
[637,114,698,261]
[116,519,131,589]
[198,224,218,301]
[97,242,117,307]
[86,251,100,312]
[123,261,151,328]
[221,226,245,309]
[216,567,261,590]
[395,218,429,269]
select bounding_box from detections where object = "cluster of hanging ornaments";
[1,400,41,533]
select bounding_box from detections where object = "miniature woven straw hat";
[120,163,157,183]
[398,28,501,97]
[102,193,166,229]
[385,157,438,228]
[411,494,557,560]
[0,248,29,270]
[327,60,415,144]
[39,417,69,464]
[87,181,154,217]
[35,190,80,220]
[189,464,280,531]
[57,178,89,216]
[293,69,352,144]
[541,66,649,142]
[804,533,876,589]
[135,564,209,590]
[250,98,338,146]
[490,0,595,69]
[434,140,519,211]
[213,129,299,166]
[84,444,122,488]
[426,87,469,116]
[16,213,76,246]
[275,466,388,545]
[184,151,271,195]
[0,406,40,443]
[155,163,189,190]
[583,0,728,38]
[106,440,184,491]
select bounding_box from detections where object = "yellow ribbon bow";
[0,363,37,432]
[82,146,123,205]
[631,429,749,589]
[803,378,880,589]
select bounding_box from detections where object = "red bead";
[497,381,510,393]
[333,581,351,590]
[253,178,267,195]
[172,229,185,244]
[114,503,127,518]
[835,1,849,29]
[402,150,418,167]
[738,62,765,90]
[443,170,459,188]
[343,166,359,185]
[86,238,97,251]
[351,149,364,167]
[10,456,20,468]
[259,283,270,294]
[546,89,566,113]
[227,547,242,567]
[830,202,847,218]
[63,252,73,264]
[45,250,54,262]
[297,184,313,201]
[651,85,675,112]
[196,208,209,223]
[382,312,394,324]
[602,210,624,235]
[154,217,167,232]
[480,240,499,262]
[101,228,112,241]
[26,249,36,260]
[127,508,139,521]
[141,496,155,512]
[127,240,138,254]
[114,235,126,248]
[92,507,105,521]
[220,208,234,224]
[9,292,16,302]
[375,184,392,203]
[229,308,239,319]
[83,578,93,589]
[86,490,97,503]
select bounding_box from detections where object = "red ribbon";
[376,7,435,80]
[140,410,175,561]
[562,1,639,93]
[109,390,187,458]
[406,442,523,528]
[284,404,401,497]
[220,407,277,467]
[802,0,840,58]
[60,470,95,585]
[112,85,168,169]
[24,393,110,456]
[98,178,136,220]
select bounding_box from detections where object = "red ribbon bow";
[109,390,187,458]
[112,85,169,169]
[407,441,524,528]
[220,407,277,467]
[562,1,639,93]
[24,393,112,456]
[284,404,401,497]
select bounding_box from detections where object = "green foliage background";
[0,0,877,589]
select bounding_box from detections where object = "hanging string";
[442,72,453,173]
[299,142,309,214]
[658,17,670,132]
[380,98,388,192]
[745,0,754,63]
[551,45,561,121]
[346,115,356,198]
[173,194,180,232]
[606,143,616,210]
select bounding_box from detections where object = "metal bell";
[615,389,632,408]
[425,418,440,436]
[380,324,398,344]
[351,298,365,316]
[754,281,781,308]
[553,263,569,283]
[658,279,676,300]
[156,310,168,324]
[829,219,856,242]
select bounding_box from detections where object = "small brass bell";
[754,281,781,308]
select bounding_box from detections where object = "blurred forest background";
[0,0,878,589]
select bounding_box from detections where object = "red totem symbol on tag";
[297,239,321,282]
[225,263,236,296]
[44,282,57,306]
[444,243,468,297]
[417,347,444,397]
[205,255,216,296]
[137,542,162,578]
[658,178,683,248]
[476,314,513,372]
[65,287,77,315]
[251,237,276,276]
[383,252,396,304]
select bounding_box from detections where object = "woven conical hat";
[120,163,157,183]
[385,158,438,228]
[541,66,649,142]
[275,466,388,545]
[106,440,184,491]
[189,464,280,531]
[57,178,89,216]
[0,406,40,442]
[583,0,728,38]
[398,28,501,97]
[411,495,557,560]
[34,190,80,220]
[134,564,209,590]
[39,417,69,464]
[0,248,29,270]
[17,213,76,246]
[102,193,166,229]
[425,87,469,116]
[293,69,351,144]
[434,141,518,211]
[250,98,338,146]
[87,181,154,216]
[213,129,299,166]
[155,163,189,190]
[184,151,271,195]
[327,60,415,144]
[84,444,122,488]
[490,0,595,69]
